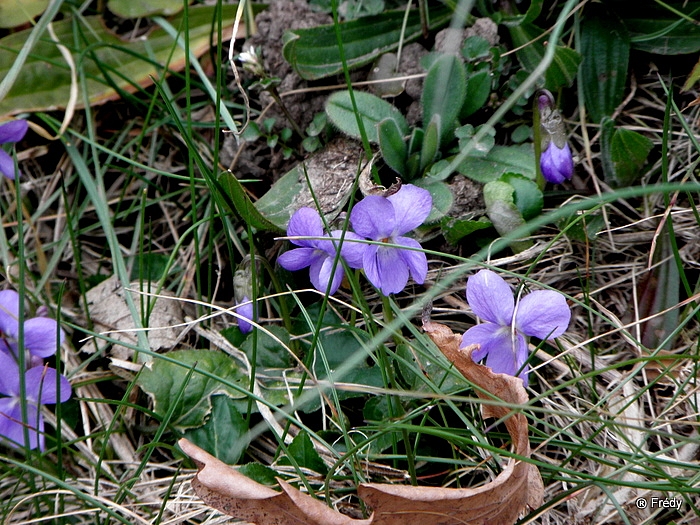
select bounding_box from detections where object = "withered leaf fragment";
[179,438,369,525]
[179,321,543,525]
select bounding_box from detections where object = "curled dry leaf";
[180,320,543,525]
[179,438,369,525]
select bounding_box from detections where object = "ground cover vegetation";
[1,0,700,523]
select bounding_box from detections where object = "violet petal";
[0,398,23,447]
[514,334,530,386]
[278,247,321,271]
[461,322,504,362]
[395,236,427,284]
[25,365,71,404]
[313,255,344,295]
[24,317,63,358]
[0,120,28,144]
[0,351,19,396]
[330,231,366,269]
[350,196,396,240]
[484,347,517,377]
[0,399,42,450]
[236,297,254,334]
[0,150,17,180]
[540,142,573,184]
[483,332,526,378]
[466,269,514,326]
[361,244,381,290]
[515,290,571,339]
[0,289,20,335]
[287,207,324,247]
[386,184,432,235]
[375,246,409,295]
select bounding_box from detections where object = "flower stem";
[267,86,305,140]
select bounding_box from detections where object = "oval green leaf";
[0,5,250,116]
[184,395,248,465]
[461,67,492,119]
[217,172,283,233]
[580,7,630,123]
[457,144,536,183]
[254,138,359,230]
[137,350,249,429]
[601,125,654,188]
[280,431,329,476]
[107,0,186,18]
[422,54,466,141]
[378,117,407,176]
[483,180,532,252]
[325,90,408,144]
[282,6,452,80]
[420,114,441,174]
[500,172,543,220]
[0,0,48,28]
[508,22,582,91]
[622,2,700,54]
[414,179,454,224]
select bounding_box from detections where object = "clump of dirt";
[224,4,492,226]
[448,174,485,218]
[222,0,332,181]
[244,0,332,132]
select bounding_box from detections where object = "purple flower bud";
[540,141,574,184]
[536,90,574,185]
[236,296,254,334]
[234,261,256,334]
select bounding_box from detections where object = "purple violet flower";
[236,296,254,334]
[0,351,71,450]
[349,184,431,296]
[0,119,29,180]
[278,207,365,295]
[461,269,571,386]
[0,290,65,358]
[537,90,573,184]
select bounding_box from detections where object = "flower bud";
[233,258,256,334]
[540,140,574,184]
[537,90,574,184]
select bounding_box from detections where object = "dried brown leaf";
[179,438,369,525]
[180,321,543,525]
[82,276,185,358]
